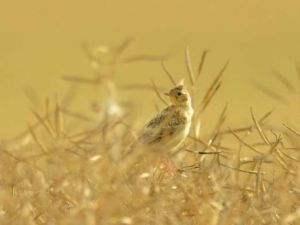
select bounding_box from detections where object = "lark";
[130,82,193,153]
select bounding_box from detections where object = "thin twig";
[161,61,176,85]
[272,70,295,93]
[123,54,169,63]
[196,50,209,81]
[198,81,222,114]
[283,123,300,136]
[220,162,266,175]
[31,109,56,138]
[198,60,229,114]
[114,37,134,55]
[28,124,48,153]
[250,108,270,144]
[230,129,264,155]
[151,80,168,105]
[252,81,288,104]
[61,75,103,85]
[55,95,64,139]
[185,46,195,85]
[219,110,273,135]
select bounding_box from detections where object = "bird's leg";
[159,156,184,173]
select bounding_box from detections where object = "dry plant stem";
[252,81,288,104]
[198,151,222,154]
[81,42,99,65]
[283,123,300,136]
[113,37,134,57]
[250,108,270,144]
[31,109,56,139]
[3,43,300,225]
[22,85,40,108]
[255,159,263,194]
[275,155,294,174]
[151,79,168,105]
[61,75,104,85]
[219,110,273,136]
[198,82,222,115]
[161,61,177,85]
[28,124,48,153]
[188,135,231,152]
[62,109,97,123]
[197,60,229,115]
[219,162,265,175]
[45,98,55,134]
[211,105,227,138]
[272,70,295,93]
[277,147,300,161]
[229,129,264,155]
[123,54,169,63]
[235,139,243,181]
[185,46,195,85]
[188,136,219,152]
[54,96,64,139]
[0,146,21,161]
[196,50,209,81]
[10,112,54,142]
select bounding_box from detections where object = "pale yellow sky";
[1,0,300,138]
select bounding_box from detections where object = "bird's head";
[165,81,191,106]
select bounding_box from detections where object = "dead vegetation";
[1,40,300,225]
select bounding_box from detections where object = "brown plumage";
[128,83,193,153]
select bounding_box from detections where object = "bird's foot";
[159,162,184,173]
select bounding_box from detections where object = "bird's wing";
[144,105,175,129]
[127,106,174,151]
[138,106,186,146]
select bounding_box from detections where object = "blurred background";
[1,0,300,139]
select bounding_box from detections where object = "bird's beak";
[164,93,170,96]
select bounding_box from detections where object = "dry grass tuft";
[1,40,300,225]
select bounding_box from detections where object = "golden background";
[1,0,300,139]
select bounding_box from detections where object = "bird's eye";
[177,92,182,96]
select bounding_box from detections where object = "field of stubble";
[1,40,300,225]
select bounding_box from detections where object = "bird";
[128,81,194,155]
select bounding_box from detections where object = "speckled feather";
[128,83,194,153]
[139,105,188,145]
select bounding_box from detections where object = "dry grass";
[1,40,300,225]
